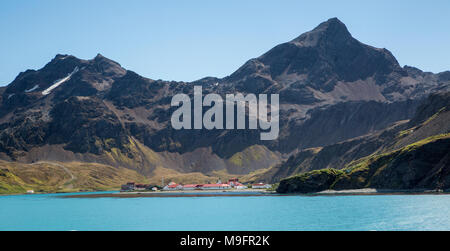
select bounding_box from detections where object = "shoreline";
[59,188,450,199]
[0,190,118,197]
[62,190,276,199]
[121,188,274,194]
[299,188,450,196]
[0,188,272,197]
[2,188,449,198]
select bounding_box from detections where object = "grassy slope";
[0,161,148,194]
[0,161,240,195]
[102,137,250,184]
[277,134,450,193]
[228,145,276,166]
[0,137,267,194]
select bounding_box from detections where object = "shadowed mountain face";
[0,18,449,181]
[274,93,450,193]
[257,91,450,184]
[276,133,450,193]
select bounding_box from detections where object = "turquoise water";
[1,192,450,231]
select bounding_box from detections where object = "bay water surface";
[1,192,449,231]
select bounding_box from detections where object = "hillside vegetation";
[0,161,148,194]
[277,134,450,193]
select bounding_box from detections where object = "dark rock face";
[277,137,450,193]
[48,97,129,154]
[258,91,450,184]
[275,92,450,193]
[264,136,386,184]
[409,92,450,126]
[107,71,164,108]
[335,138,450,190]
[275,99,420,152]
[0,18,449,177]
[0,113,48,157]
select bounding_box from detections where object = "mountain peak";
[52,54,77,62]
[291,17,352,47]
[90,53,127,78]
[314,17,350,34]
[94,53,106,60]
[54,54,69,59]
[232,17,404,90]
[92,53,122,66]
[316,17,346,29]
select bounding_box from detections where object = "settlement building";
[182,184,202,190]
[163,182,183,191]
[122,179,262,192]
[252,183,271,189]
[135,184,148,191]
[227,178,247,189]
[121,182,157,191]
[234,183,247,189]
[121,182,136,191]
[201,184,231,190]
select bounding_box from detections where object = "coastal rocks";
[276,169,343,193]
[362,137,450,190]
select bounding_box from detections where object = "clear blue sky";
[1,0,449,86]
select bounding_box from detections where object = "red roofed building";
[163,183,183,191]
[182,184,203,190]
[227,178,247,190]
[201,184,231,190]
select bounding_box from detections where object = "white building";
[235,184,247,190]
[201,184,231,190]
[252,183,271,189]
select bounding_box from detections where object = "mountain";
[0,18,449,193]
[276,92,450,193]
[276,133,450,194]
[253,92,450,184]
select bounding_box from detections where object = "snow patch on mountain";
[42,67,79,95]
[25,85,39,93]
